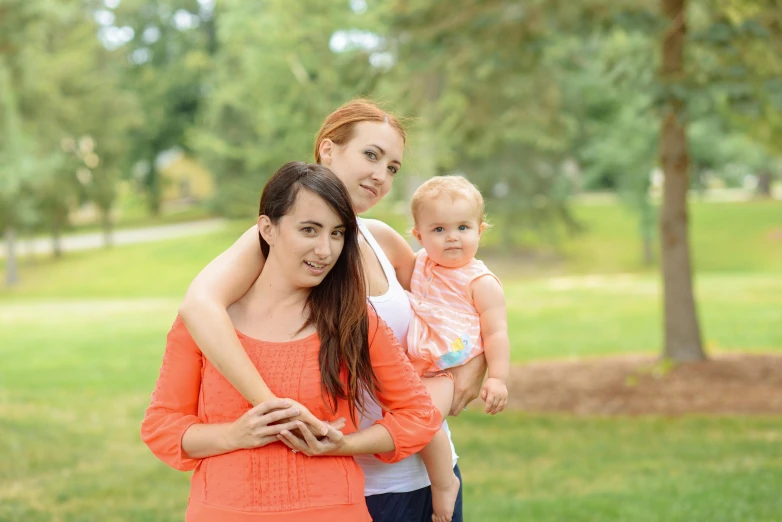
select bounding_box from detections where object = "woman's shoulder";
[362,218,415,270]
[362,218,401,242]
[362,219,405,251]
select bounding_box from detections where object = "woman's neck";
[229,258,313,341]
[246,264,309,309]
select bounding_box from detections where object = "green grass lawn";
[2,199,781,520]
[1,302,781,521]
[368,197,782,275]
[507,272,782,361]
[3,218,780,362]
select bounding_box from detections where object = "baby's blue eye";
[434,227,444,233]
[459,225,468,231]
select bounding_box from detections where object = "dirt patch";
[504,354,782,415]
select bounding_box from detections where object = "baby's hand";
[480,378,508,415]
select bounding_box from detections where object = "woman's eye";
[365,150,377,160]
[332,230,344,238]
[302,227,315,234]
[388,166,398,175]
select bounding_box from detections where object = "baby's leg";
[420,375,461,522]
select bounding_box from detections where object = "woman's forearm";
[178,225,273,405]
[180,299,275,405]
[329,424,394,456]
[181,422,237,459]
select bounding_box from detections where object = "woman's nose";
[314,236,331,257]
[370,167,387,183]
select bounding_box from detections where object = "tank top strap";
[357,218,401,290]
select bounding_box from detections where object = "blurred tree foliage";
[111,0,212,215]
[1,0,780,290]
[190,0,394,217]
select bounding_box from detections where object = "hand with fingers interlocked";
[269,398,335,438]
[277,419,348,457]
[226,398,305,451]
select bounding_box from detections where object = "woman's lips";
[360,185,378,197]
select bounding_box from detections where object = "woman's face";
[320,121,405,214]
[261,189,347,289]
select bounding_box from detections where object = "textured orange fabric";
[141,308,441,522]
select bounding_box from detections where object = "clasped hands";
[228,397,345,456]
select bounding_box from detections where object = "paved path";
[0,218,227,259]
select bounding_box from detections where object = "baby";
[408,175,509,522]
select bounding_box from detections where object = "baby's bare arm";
[472,275,510,383]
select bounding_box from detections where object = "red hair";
[314,99,407,163]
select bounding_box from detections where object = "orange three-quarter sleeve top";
[141,308,441,522]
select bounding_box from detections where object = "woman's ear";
[258,215,276,246]
[319,138,335,165]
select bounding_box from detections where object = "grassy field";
[367,198,782,275]
[2,301,781,521]
[2,199,781,520]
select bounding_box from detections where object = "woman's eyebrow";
[369,144,402,166]
[298,220,323,228]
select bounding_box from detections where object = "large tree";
[658,0,705,361]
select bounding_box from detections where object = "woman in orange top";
[141,162,441,522]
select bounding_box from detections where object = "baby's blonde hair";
[410,175,485,226]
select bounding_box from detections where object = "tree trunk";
[756,172,772,198]
[557,203,584,236]
[639,193,655,266]
[52,219,62,258]
[101,208,113,248]
[147,162,162,216]
[659,0,705,362]
[642,223,655,266]
[4,226,19,286]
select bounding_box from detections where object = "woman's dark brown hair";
[258,161,377,423]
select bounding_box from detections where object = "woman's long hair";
[259,162,378,424]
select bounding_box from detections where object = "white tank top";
[354,218,458,495]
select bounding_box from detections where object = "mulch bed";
[503,354,782,415]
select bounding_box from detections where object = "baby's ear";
[478,222,487,236]
[411,227,423,245]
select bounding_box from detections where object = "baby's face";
[412,195,485,268]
